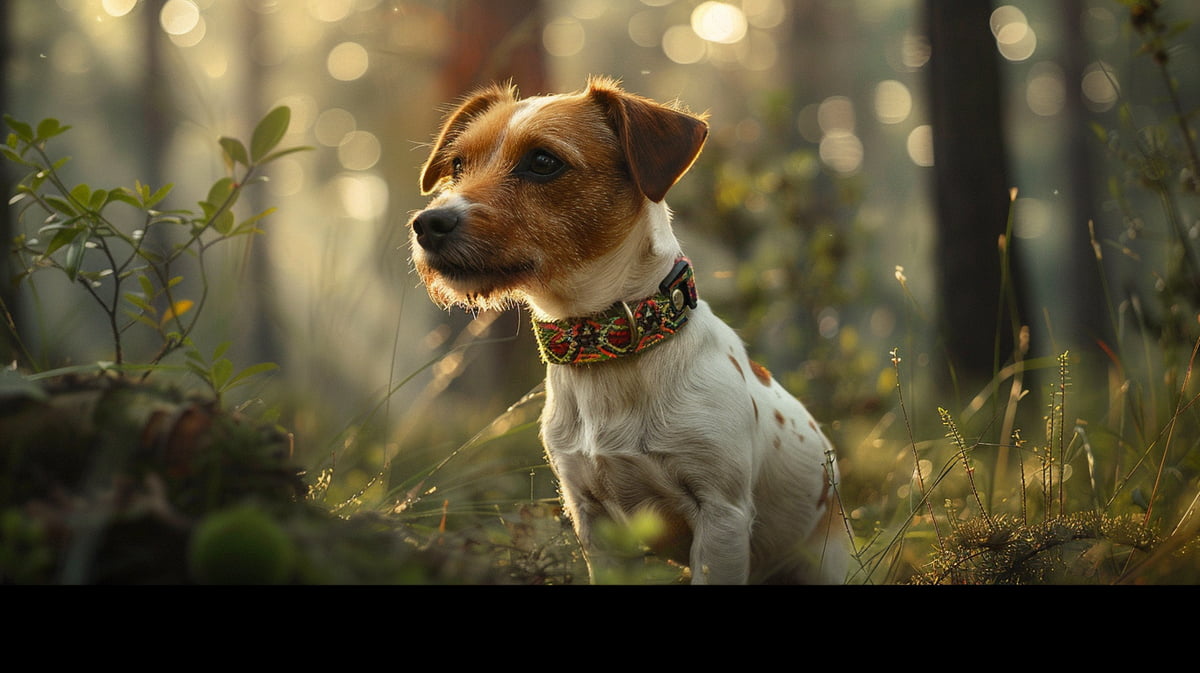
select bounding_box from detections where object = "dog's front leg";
[687,500,753,584]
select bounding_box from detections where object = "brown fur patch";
[749,360,772,386]
[773,409,785,426]
[728,355,745,380]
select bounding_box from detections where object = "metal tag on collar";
[659,258,698,313]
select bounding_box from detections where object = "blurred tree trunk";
[1060,0,1114,356]
[440,1,547,96]
[140,1,169,203]
[925,0,1027,390]
[237,5,282,368]
[0,0,13,363]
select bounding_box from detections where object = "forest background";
[2,0,1199,584]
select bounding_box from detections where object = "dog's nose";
[412,208,460,250]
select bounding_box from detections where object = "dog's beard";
[413,254,535,312]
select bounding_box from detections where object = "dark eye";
[451,157,464,180]
[515,149,567,182]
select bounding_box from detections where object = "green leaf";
[225,362,279,389]
[205,176,237,209]
[220,137,249,166]
[146,183,173,208]
[259,145,313,165]
[42,223,83,257]
[69,183,92,210]
[89,188,108,212]
[186,361,210,380]
[64,229,90,281]
[123,309,161,331]
[107,189,142,208]
[185,348,208,367]
[4,115,34,142]
[233,207,275,236]
[0,145,25,164]
[214,210,235,235]
[250,106,291,163]
[211,357,234,390]
[124,291,155,315]
[212,341,231,361]
[45,195,77,216]
[35,118,70,141]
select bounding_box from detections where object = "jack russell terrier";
[409,76,849,584]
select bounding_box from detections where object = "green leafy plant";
[2,107,307,395]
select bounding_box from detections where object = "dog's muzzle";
[412,207,461,252]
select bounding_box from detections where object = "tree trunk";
[925,0,1026,390]
[0,0,14,363]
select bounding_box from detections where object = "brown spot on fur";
[773,436,782,450]
[751,398,759,422]
[773,409,785,426]
[749,360,772,386]
[728,354,745,380]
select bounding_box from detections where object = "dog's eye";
[451,157,464,180]
[515,149,567,182]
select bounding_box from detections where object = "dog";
[408,76,848,584]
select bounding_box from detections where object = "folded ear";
[420,82,518,194]
[586,77,709,203]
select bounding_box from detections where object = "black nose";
[412,208,460,251]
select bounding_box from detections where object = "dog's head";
[408,76,708,312]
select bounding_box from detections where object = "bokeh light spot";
[160,0,200,36]
[314,107,356,147]
[338,130,382,171]
[627,11,660,48]
[327,41,369,81]
[168,15,206,48]
[543,17,585,57]
[901,33,931,70]
[743,0,785,29]
[818,96,855,134]
[309,0,354,23]
[991,5,1036,62]
[691,2,748,44]
[1026,62,1065,117]
[820,132,863,175]
[334,173,389,221]
[907,125,934,167]
[663,25,705,64]
[874,80,912,124]
[1082,61,1119,112]
[102,0,137,18]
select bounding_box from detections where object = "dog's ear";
[587,77,709,203]
[420,82,518,194]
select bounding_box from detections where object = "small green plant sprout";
[184,339,279,407]
[3,107,310,386]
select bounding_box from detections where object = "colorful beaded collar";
[533,257,699,366]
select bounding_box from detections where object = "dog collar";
[534,257,699,365]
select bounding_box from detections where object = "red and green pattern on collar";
[534,257,699,365]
